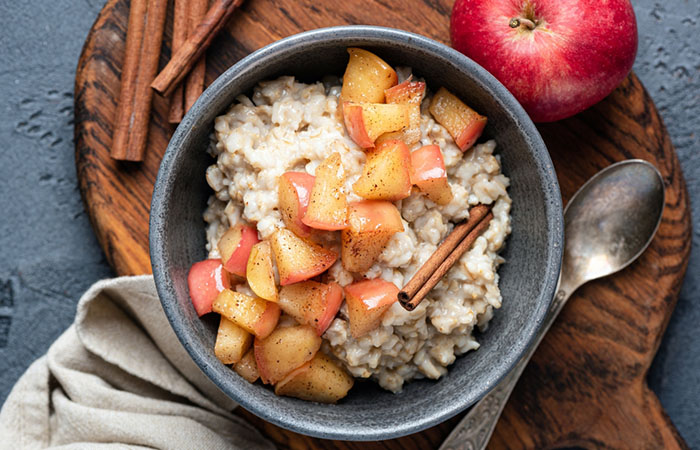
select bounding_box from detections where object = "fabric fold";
[0,275,273,450]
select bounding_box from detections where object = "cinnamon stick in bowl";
[399,204,493,311]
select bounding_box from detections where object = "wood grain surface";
[74,0,692,448]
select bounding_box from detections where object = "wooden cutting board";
[74,0,692,448]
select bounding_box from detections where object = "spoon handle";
[439,287,573,450]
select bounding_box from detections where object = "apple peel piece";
[187,259,231,317]
[429,87,487,152]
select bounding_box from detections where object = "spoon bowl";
[560,159,665,293]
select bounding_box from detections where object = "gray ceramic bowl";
[150,25,563,441]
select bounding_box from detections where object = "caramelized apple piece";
[302,153,348,230]
[212,289,280,339]
[410,145,453,205]
[374,104,421,147]
[341,201,404,273]
[353,140,412,201]
[429,87,487,151]
[278,281,343,336]
[377,79,426,146]
[278,172,315,237]
[214,316,252,365]
[254,325,322,384]
[218,224,260,277]
[187,259,230,316]
[341,48,398,104]
[269,228,338,286]
[234,348,260,383]
[344,279,399,338]
[384,79,426,104]
[275,352,354,403]
[246,241,278,302]
[343,103,410,148]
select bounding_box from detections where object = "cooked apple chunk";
[233,348,259,383]
[377,79,426,146]
[254,325,322,385]
[341,48,398,104]
[212,289,280,339]
[302,153,348,230]
[269,228,338,286]
[218,224,260,277]
[429,87,487,151]
[214,316,252,365]
[278,172,315,238]
[341,200,404,273]
[344,278,399,338]
[187,259,231,317]
[246,241,278,302]
[410,144,453,205]
[343,102,410,148]
[353,140,412,201]
[275,352,354,403]
[384,79,426,104]
[278,281,343,336]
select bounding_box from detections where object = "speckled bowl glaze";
[150,26,563,441]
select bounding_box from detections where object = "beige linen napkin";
[0,275,273,450]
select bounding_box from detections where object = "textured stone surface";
[0,0,697,445]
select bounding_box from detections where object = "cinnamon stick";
[399,205,493,311]
[167,0,188,124]
[152,0,243,97]
[111,0,169,161]
[184,0,209,113]
[111,0,147,158]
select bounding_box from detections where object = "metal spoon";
[440,159,665,450]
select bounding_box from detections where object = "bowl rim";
[150,25,563,441]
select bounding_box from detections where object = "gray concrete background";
[0,0,697,445]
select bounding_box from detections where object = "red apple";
[450,0,637,122]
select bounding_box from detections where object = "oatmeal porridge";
[201,69,511,393]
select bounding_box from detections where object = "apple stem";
[509,17,536,30]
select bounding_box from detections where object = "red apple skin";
[220,225,261,277]
[187,259,231,316]
[450,0,637,122]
